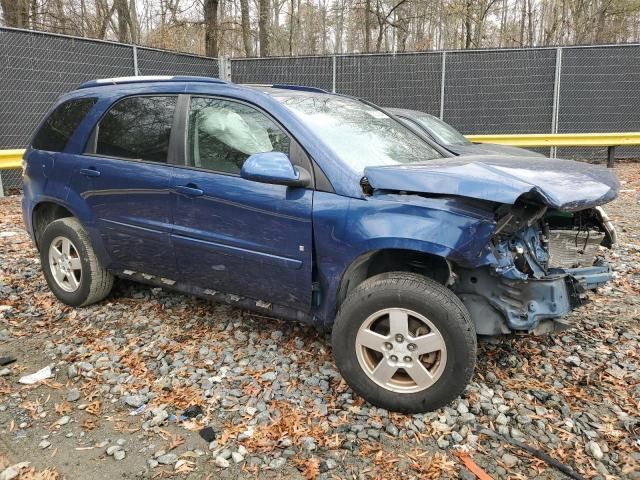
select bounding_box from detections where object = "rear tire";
[332,272,476,413]
[40,217,113,307]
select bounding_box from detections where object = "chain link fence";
[232,45,640,161]
[2,26,640,194]
[0,27,219,192]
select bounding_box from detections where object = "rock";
[150,409,169,426]
[300,436,316,452]
[67,389,81,402]
[587,441,604,460]
[459,468,476,480]
[67,365,78,379]
[385,424,399,436]
[0,368,10,377]
[106,445,122,456]
[114,450,126,461]
[564,356,581,367]
[320,458,338,472]
[182,405,203,418]
[157,453,178,465]
[199,426,216,442]
[231,452,244,463]
[437,438,450,449]
[0,466,19,480]
[496,413,509,425]
[501,453,519,467]
[123,394,147,408]
[56,416,70,426]
[38,440,51,449]
[214,456,230,468]
[269,457,286,469]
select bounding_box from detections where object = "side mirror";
[240,151,310,187]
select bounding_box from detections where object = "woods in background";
[1,0,640,57]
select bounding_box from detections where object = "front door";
[171,96,314,311]
[70,95,179,278]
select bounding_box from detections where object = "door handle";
[175,184,204,197]
[80,167,100,177]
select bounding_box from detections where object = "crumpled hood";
[364,155,619,211]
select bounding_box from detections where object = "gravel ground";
[0,164,639,480]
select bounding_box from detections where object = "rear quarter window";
[32,98,97,152]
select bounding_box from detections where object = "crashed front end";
[454,203,617,335]
[363,155,620,335]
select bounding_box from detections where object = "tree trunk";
[114,0,130,42]
[464,0,472,48]
[288,0,295,55]
[519,0,526,45]
[364,0,371,52]
[240,0,253,56]
[258,0,270,56]
[204,0,219,57]
[128,0,138,44]
[0,0,30,27]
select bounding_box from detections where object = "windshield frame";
[411,114,471,146]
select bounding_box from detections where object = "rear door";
[171,96,314,311]
[70,95,180,278]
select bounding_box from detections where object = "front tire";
[332,272,476,413]
[40,217,114,307]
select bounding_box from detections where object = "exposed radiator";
[547,229,605,268]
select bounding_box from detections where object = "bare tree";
[258,0,270,55]
[204,0,219,56]
[1,0,30,27]
[240,0,253,55]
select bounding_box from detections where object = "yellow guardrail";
[467,132,640,167]
[1,132,640,172]
[465,132,640,148]
[0,149,24,170]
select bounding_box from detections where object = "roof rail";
[271,84,329,93]
[78,75,228,89]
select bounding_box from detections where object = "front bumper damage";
[455,264,613,335]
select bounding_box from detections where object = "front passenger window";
[188,97,290,174]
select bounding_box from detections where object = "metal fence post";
[439,52,446,120]
[132,45,139,76]
[332,56,337,93]
[218,57,232,81]
[551,47,562,158]
[0,174,4,198]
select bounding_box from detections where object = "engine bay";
[492,202,616,281]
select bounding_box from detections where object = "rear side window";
[95,96,177,163]
[32,98,97,152]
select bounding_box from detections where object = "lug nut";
[395,334,404,343]
[384,342,393,350]
[407,343,416,351]
[404,356,412,362]
[390,355,398,362]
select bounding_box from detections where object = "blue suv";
[22,76,619,413]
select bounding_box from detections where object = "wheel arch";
[336,248,453,308]
[32,200,76,250]
[30,199,111,268]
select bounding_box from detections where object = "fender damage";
[364,156,620,335]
